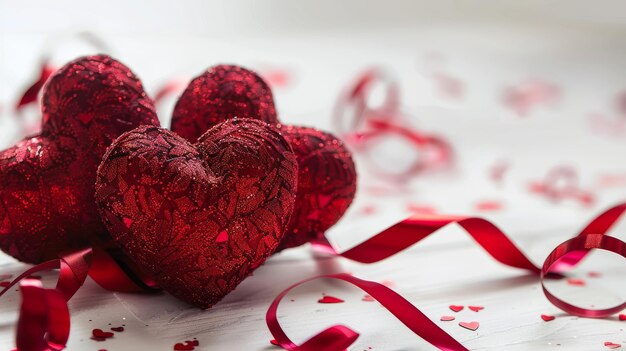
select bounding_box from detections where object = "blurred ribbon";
[267,203,626,351]
[334,68,452,182]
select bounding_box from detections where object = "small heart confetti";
[362,295,375,302]
[604,342,622,349]
[541,314,555,322]
[468,306,484,312]
[91,329,114,340]
[0,281,9,288]
[173,340,199,351]
[566,278,586,286]
[440,316,455,321]
[111,326,124,332]
[588,271,602,278]
[458,321,479,331]
[619,314,626,321]
[270,339,279,346]
[449,305,464,312]
[318,295,344,304]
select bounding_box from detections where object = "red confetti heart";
[270,339,279,346]
[170,65,356,250]
[458,321,479,331]
[92,329,114,340]
[619,314,626,321]
[0,281,9,288]
[0,55,159,264]
[588,271,602,278]
[318,295,344,304]
[605,342,622,349]
[440,316,455,321]
[362,295,375,302]
[110,326,124,332]
[173,343,194,351]
[95,121,297,308]
[541,314,555,322]
[468,306,484,312]
[567,278,586,286]
[449,305,464,312]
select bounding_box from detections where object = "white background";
[0,1,625,350]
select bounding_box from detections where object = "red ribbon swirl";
[267,203,626,351]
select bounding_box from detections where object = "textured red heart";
[170,65,356,249]
[95,119,297,308]
[449,305,464,312]
[0,55,159,263]
[458,321,479,331]
[541,314,555,322]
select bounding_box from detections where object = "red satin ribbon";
[15,60,56,113]
[333,68,452,181]
[0,247,156,351]
[0,248,92,351]
[267,203,626,351]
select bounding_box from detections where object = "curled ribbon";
[0,247,155,351]
[334,68,452,182]
[267,203,626,351]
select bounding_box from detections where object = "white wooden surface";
[1,2,626,349]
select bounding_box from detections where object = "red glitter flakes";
[566,278,586,286]
[604,342,622,349]
[474,200,503,212]
[91,329,114,341]
[173,339,199,351]
[503,79,560,117]
[318,295,345,304]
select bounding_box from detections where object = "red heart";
[605,342,622,349]
[468,305,484,312]
[541,314,555,322]
[440,315,455,321]
[170,65,356,249]
[95,120,297,308]
[619,314,626,321]
[458,321,479,331]
[0,55,159,263]
[449,305,464,312]
[92,329,114,339]
[110,326,124,332]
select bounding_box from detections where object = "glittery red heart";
[170,65,356,249]
[0,55,159,263]
[95,119,297,308]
